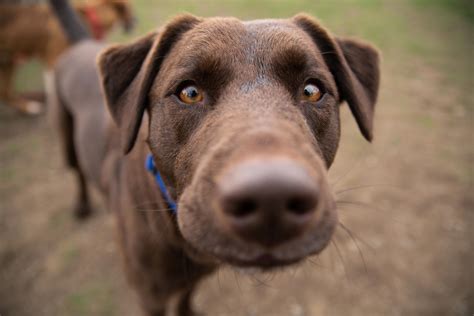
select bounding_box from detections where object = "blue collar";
[145,154,178,214]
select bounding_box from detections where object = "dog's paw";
[24,101,43,115]
[14,100,44,115]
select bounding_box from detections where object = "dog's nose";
[217,159,320,247]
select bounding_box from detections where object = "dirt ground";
[0,1,472,316]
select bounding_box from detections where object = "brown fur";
[52,14,380,315]
[0,0,134,114]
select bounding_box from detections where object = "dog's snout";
[217,159,320,247]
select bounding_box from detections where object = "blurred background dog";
[0,0,134,114]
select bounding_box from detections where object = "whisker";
[264,271,277,283]
[338,221,375,252]
[336,200,387,213]
[330,157,365,188]
[307,256,323,268]
[217,268,223,294]
[335,183,399,195]
[335,200,404,224]
[248,273,272,288]
[232,269,242,294]
[320,50,337,55]
[331,239,348,280]
[314,255,323,266]
[338,222,369,274]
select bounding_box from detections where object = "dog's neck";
[114,117,183,238]
[145,154,178,214]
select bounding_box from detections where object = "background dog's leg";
[0,61,13,106]
[59,105,93,219]
[48,72,93,219]
[42,70,54,107]
[74,168,92,219]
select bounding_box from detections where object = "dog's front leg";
[134,282,169,316]
[133,260,211,316]
[176,285,200,316]
[143,307,166,316]
[122,231,215,316]
[143,305,166,316]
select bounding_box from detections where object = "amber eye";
[302,83,323,102]
[178,84,203,104]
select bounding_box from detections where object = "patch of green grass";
[48,209,70,229]
[0,165,16,183]
[112,0,384,42]
[412,0,474,22]
[61,244,80,269]
[418,115,434,129]
[14,60,44,92]
[65,284,116,316]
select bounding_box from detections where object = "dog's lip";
[224,253,302,269]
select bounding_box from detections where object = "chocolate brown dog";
[51,4,380,315]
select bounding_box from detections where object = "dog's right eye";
[177,83,204,105]
[302,83,323,102]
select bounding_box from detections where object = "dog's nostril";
[226,198,258,218]
[286,195,316,216]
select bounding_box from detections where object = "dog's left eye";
[302,83,323,102]
[178,84,204,104]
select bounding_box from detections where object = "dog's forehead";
[153,16,336,97]
[175,17,318,59]
[243,18,299,35]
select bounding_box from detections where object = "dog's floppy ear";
[98,14,201,154]
[293,14,380,141]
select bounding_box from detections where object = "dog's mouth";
[223,253,302,269]
[211,224,335,270]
